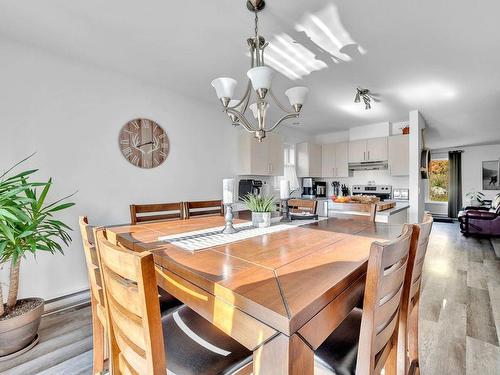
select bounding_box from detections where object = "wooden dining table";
[106,215,404,375]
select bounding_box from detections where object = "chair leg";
[408,302,420,371]
[91,302,105,374]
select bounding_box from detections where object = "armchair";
[459,193,500,236]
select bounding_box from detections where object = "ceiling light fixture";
[354,87,374,110]
[211,0,309,142]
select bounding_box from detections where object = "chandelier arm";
[268,89,292,113]
[227,81,252,112]
[266,112,299,133]
[226,108,256,133]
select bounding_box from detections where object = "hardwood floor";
[0,222,498,374]
[419,222,500,375]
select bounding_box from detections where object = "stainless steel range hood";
[348,161,388,171]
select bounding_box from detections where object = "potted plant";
[0,156,74,358]
[465,190,486,207]
[242,194,276,228]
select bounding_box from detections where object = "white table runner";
[158,218,325,252]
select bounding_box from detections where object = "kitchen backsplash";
[316,169,409,196]
[238,169,409,199]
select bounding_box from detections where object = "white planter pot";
[252,212,271,228]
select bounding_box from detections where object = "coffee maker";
[302,178,315,199]
[238,179,263,200]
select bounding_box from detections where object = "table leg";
[253,333,314,375]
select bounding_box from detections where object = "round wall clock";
[118,118,170,169]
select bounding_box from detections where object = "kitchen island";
[321,200,410,224]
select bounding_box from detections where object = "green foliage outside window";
[429,159,448,202]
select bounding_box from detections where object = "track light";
[354,87,374,110]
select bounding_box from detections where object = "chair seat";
[162,305,252,375]
[314,308,362,375]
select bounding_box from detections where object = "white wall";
[0,38,238,301]
[461,144,500,203]
[408,110,426,223]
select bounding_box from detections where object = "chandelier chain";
[254,9,259,38]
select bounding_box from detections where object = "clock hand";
[136,141,154,148]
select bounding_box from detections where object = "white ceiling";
[1,0,499,149]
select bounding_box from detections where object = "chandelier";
[211,0,309,142]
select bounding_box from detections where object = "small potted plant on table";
[0,156,74,358]
[242,194,276,228]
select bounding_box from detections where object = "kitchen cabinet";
[335,141,349,177]
[237,132,283,176]
[366,137,388,161]
[348,139,367,163]
[388,135,409,176]
[297,142,322,177]
[321,142,349,178]
[321,143,335,177]
[348,137,388,162]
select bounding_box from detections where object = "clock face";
[118,118,169,169]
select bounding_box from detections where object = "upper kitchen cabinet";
[366,137,388,161]
[238,132,283,176]
[321,142,349,177]
[348,139,367,163]
[348,137,388,162]
[334,141,349,177]
[297,142,322,177]
[388,135,409,176]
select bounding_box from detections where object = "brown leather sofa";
[458,193,500,236]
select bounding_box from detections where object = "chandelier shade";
[211,78,238,101]
[247,66,274,92]
[210,0,309,141]
[285,86,309,106]
[249,102,269,119]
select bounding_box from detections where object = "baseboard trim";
[43,289,91,316]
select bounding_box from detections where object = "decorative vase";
[252,212,271,228]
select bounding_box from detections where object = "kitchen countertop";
[325,200,410,217]
[375,202,410,216]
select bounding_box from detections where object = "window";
[428,159,449,202]
[284,143,295,166]
[274,144,300,193]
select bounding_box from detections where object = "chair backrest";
[130,202,183,225]
[356,224,416,374]
[288,199,318,214]
[398,213,433,374]
[330,202,377,222]
[94,228,166,374]
[184,200,223,219]
[79,216,106,315]
[406,213,433,307]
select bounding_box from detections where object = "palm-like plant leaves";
[241,193,276,213]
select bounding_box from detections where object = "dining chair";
[398,213,433,375]
[183,199,224,219]
[79,216,107,375]
[329,202,377,222]
[130,202,184,225]
[93,228,252,375]
[314,224,416,375]
[288,198,318,214]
